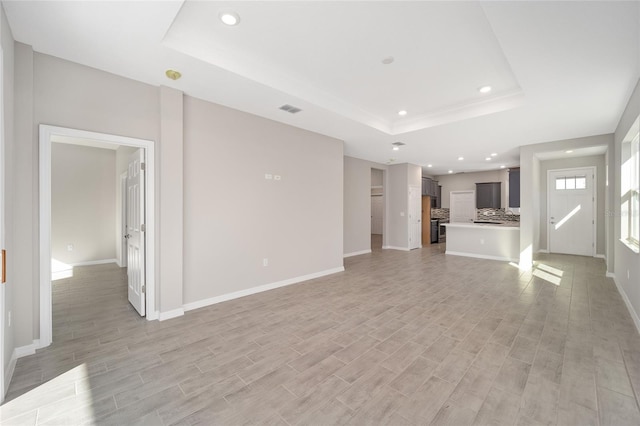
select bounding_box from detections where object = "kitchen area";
[422,167,521,261]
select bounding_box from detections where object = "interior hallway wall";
[51,143,116,264]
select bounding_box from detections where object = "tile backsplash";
[430,207,520,222]
[476,208,520,222]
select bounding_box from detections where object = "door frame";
[39,125,157,348]
[546,166,596,256]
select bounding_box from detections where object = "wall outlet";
[67,244,74,251]
[400,212,405,217]
[263,258,269,267]
[274,175,281,181]
[265,174,273,180]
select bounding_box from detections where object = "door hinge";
[141,224,146,232]
[142,285,146,293]
[141,162,146,171]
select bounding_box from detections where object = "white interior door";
[408,185,421,249]
[548,168,595,256]
[371,195,383,234]
[450,190,475,223]
[126,149,145,316]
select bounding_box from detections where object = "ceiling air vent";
[279,104,302,114]
[392,142,405,147]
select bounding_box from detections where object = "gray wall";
[614,78,640,328]
[2,4,15,392]
[10,47,346,350]
[343,156,386,255]
[435,169,509,209]
[51,143,116,264]
[183,96,344,304]
[539,155,606,255]
[386,163,422,249]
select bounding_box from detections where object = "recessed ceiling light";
[491,153,497,157]
[392,146,399,151]
[479,86,492,94]
[427,164,433,168]
[458,156,464,161]
[165,69,182,80]
[566,150,573,153]
[486,157,492,161]
[448,170,453,174]
[382,56,394,65]
[219,11,240,26]
[500,165,506,169]
[398,110,407,116]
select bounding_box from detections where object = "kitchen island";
[443,222,519,262]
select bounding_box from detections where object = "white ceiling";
[4,1,640,175]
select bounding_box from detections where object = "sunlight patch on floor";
[52,258,73,280]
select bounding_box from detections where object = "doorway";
[547,167,596,256]
[39,125,156,348]
[371,168,384,250]
[408,185,422,250]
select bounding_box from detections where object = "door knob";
[124,234,131,239]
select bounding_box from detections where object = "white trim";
[612,274,640,334]
[546,166,597,257]
[158,308,185,321]
[344,249,371,258]
[40,125,157,349]
[606,272,616,278]
[147,310,159,321]
[382,246,410,251]
[184,266,345,312]
[4,351,16,395]
[70,258,117,267]
[538,249,550,254]
[595,254,606,259]
[14,339,41,358]
[445,250,517,263]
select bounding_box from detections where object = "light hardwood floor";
[2,247,640,425]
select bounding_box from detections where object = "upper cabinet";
[422,177,441,208]
[476,182,501,209]
[508,168,520,208]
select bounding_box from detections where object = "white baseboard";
[146,310,159,321]
[71,258,118,267]
[446,250,517,263]
[14,339,42,358]
[183,266,345,312]
[4,351,17,396]
[158,308,185,321]
[382,246,410,251]
[344,249,371,258]
[595,254,606,259]
[606,272,615,278]
[612,274,640,335]
[537,249,550,254]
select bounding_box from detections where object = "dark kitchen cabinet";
[476,182,501,209]
[509,169,520,208]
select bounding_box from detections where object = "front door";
[126,149,146,316]
[548,168,595,256]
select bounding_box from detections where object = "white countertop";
[443,222,519,230]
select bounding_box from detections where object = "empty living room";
[1,1,639,425]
